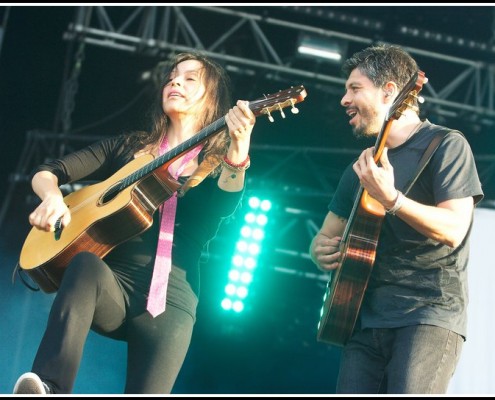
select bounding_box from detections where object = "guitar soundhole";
[99,184,120,205]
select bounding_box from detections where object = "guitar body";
[317,207,383,346]
[19,155,180,293]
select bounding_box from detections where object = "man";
[310,44,483,394]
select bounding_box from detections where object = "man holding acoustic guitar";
[310,44,483,394]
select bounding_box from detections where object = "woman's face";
[162,59,207,117]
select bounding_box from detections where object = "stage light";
[221,195,272,313]
[297,34,348,63]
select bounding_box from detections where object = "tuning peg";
[277,104,286,119]
[418,96,425,104]
[266,110,274,122]
[290,99,299,114]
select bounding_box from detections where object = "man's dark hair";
[342,44,419,94]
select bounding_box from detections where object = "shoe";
[13,372,52,394]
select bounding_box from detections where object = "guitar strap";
[402,127,451,196]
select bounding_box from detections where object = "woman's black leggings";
[32,252,194,394]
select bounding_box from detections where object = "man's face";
[340,68,388,138]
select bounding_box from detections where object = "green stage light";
[221,195,272,313]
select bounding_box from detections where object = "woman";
[13,51,256,394]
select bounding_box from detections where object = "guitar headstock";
[249,85,307,122]
[372,70,427,165]
[387,70,427,121]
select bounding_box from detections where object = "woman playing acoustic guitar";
[13,51,256,394]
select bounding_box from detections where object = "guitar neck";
[106,84,308,197]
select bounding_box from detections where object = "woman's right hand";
[29,171,71,232]
[29,194,71,232]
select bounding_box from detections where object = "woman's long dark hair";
[127,51,233,176]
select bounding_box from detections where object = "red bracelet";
[223,154,250,168]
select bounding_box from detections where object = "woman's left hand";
[225,100,256,145]
[220,100,256,191]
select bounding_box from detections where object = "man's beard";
[351,109,381,139]
[352,124,379,139]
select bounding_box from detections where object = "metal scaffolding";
[64,6,495,122]
[3,6,495,277]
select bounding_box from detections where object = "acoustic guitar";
[19,85,307,293]
[316,71,426,346]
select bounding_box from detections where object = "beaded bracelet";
[386,190,405,215]
[221,154,251,172]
